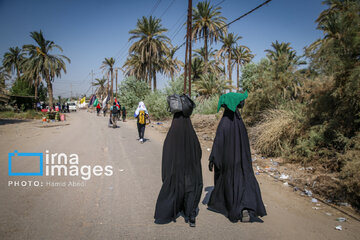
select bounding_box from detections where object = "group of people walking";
[154,92,267,227]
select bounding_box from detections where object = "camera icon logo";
[8,150,43,176]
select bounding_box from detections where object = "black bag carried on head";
[167,94,195,117]
[167,94,182,114]
[180,94,195,117]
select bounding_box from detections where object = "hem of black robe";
[207,205,266,223]
[154,212,181,225]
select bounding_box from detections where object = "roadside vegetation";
[0,109,43,120]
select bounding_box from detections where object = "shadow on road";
[0,119,29,126]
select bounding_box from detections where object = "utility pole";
[184,0,192,96]
[91,70,94,95]
[70,83,72,100]
[188,0,192,97]
[115,69,118,99]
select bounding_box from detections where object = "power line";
[224,0,272,30]
[159,0,177,18]
[148,0,162,17]
[174,0,273,52]
[170,0,227,44]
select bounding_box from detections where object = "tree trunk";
[16,65,21,80]
[228,50,232,92]
[110,69,114,104]
[34,82,38,101]
[237,63,240,91]
[45,76,53,108]
[204,30,208,72]
[148,62,152,90]
[34,75,41,101]
[153,69,157,90]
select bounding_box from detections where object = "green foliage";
[194,94,219,115]
[144,91,170,120]
[241,59,269,92]
[118,76,150,115]
[10,77,34,96]
[306,0,360,139]
[241,1,360,209]
[194,74,232,97]
[164,76,185,95]
[10,77,47,102]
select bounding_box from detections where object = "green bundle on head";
[217,91,248,112]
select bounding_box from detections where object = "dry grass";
[253,109,301,157]
[0,110,43,120]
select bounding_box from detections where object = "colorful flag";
[89,95,96,106]
[93,98,99,107]
[80,97,86,104]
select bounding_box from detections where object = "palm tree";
[100,57,115,103]
[163,46,183,81]
[23,30,70,107]
[192,1,227,67]
[92,77,107,99]
[265,41,305,75]
[191,57,204,82]
[128,16,171,90]
[194,73,232,97]
[22,59,42,100]
[217,33,242,88]
[0,66,11,90]
[232,46,254,90]
[265,41,305,98]
[193,47,223,76]
[2,47,26,80]
[123,52,147,80]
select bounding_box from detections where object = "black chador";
[208,92,266,222]
[154,110,203,227]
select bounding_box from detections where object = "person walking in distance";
[122,106,127,122]
[96,102,101,116]
[134,101,149,143]
[109,102,120,128]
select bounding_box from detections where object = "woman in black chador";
[208,91,266,223]
[154,95,203,227]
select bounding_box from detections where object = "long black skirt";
[208,108,266,222]
[154,112,203,223]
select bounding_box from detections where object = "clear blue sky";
[0,0,327,98]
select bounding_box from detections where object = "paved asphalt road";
[1,111,359,240]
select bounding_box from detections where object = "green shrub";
[194,95,219,115]
[164,76,185,96]
[118,76,150,116]
[144,91,171,120]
